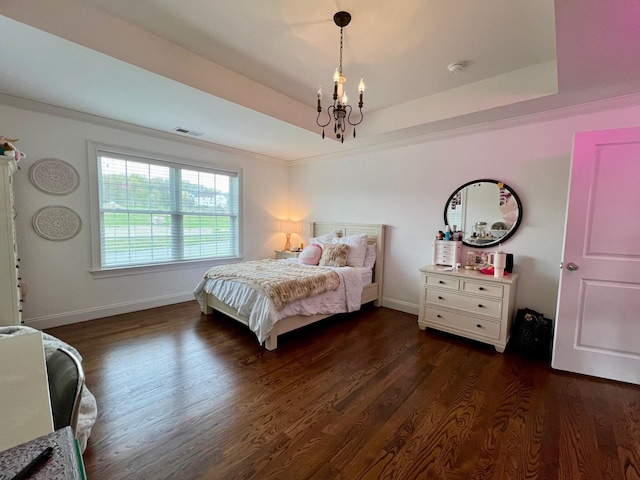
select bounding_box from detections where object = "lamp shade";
[279,220,300,234]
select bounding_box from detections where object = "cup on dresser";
[490,251,507,278]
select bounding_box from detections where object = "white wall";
[290,102,640,319]
[3,99,639,329]
[0,103,290,328]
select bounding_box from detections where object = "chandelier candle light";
[316,11,365,142]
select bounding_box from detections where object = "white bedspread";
[194,265,364,344]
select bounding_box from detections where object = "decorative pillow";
[331,233,368,267]
[298,243,323,265]
[363,243,377,270]
[319,243,350,267]
[310,230,338,246]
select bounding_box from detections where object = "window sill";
[90,256,244,279]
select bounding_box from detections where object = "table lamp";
[279,220,300,251]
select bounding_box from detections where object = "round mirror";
[444,179,523,248]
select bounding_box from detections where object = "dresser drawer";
[433,253,453,265]
[424,274,459,290]
[436,244,458,254]
[422,307,501,340]
[461,280,504,298]
[425,289,503,319]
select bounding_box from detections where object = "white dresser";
[0,157,22,326]
[418,265,518,352]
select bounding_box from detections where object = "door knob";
[566,262,579,271]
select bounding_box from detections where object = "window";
[90,144,240,272]
[445,188,465,235]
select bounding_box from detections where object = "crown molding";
[3,90,640,168]
[0,93,289,167]
[290,91,640,165]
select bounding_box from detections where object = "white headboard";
[309,222,386,304]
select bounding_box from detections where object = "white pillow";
[331,233,367,267]
[310,230,338,245]
[363,243,377,270]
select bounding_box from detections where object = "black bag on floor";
[507,308,553,359]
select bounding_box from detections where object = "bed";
[194,222,386,350]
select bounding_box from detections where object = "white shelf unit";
[0,157,22,326]
[432,240,462,267]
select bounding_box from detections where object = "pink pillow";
[298,243,323,265]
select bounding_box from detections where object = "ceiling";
[1,0,640,162]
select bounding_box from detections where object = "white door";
[553,126,640,385]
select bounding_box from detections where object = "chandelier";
[316,11,365,142]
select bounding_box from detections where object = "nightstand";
[275,250,300,260]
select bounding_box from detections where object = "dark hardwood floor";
[46,302,640,479]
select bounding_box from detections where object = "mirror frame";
[444,179,523,248]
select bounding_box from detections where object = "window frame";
[87,141,243,277]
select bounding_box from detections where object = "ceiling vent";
[173,127,204,136]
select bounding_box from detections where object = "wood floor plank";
[44,301,640,480]
[366,347,496,479]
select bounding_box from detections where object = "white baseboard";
[25,293,418,330]
[381,297,419,316]
[24,292,195,330]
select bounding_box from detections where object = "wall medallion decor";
[29,158,80,195]
[32,206,82,241]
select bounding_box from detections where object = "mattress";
[354,266,373,285]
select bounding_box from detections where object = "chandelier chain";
[339,27,344,75]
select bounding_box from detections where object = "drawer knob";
[439,280,445,284]
[478,304,484,308]
[437,314,442,318]
[438,296,444,300]
[478,287,485,291]
[476,324,482,328]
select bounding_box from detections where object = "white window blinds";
[95,149,239,269]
